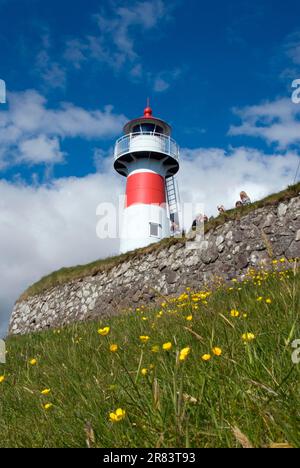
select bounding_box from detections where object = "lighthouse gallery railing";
[114,132,180,162]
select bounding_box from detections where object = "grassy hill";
[20,182,300,301]
[1,260,299,448]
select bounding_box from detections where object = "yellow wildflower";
[43,403,53,410]
[186,315,193,321]
[98,327,110,336]
[139,335,150,344]
[109,408,126,423]
[201,354,211,361]
[110,344,118,353]
[0,375,5,383]
[29,358,37,366]
[230,309,240,317]
[41,388,51,395]
[151,345,159,353]
[179,347,191,361]
[212,347,222,356]
[141,368,148,376]
[266,298,272,304]
[162,342,172,351]
[242,333,256,342]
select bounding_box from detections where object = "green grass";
[20,182,300,301]
[1,262,299,448]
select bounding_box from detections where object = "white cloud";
[1,144,299,337]
[63,0,180,92]
[0,168,123,337]
[228,98,300,148]
[36,50,67,90]
[152,69,183,93]
[0,89,127,168]
[95,0,166,63]
[63,39,88,69]
[179,146,299,214]
[18,135,64,164]
[284,31,300,65]
[64,0,167,71]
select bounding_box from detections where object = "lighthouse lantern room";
[114,104,180,253]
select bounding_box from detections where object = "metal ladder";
[166,176,181,234]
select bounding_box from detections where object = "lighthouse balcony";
[114,132,180,163]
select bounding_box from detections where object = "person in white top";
[240,191,251,205]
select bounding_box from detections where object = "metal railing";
[114,132,180,161]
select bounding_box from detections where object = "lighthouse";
[114,104,180,253]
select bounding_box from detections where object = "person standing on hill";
[240,191,251,205]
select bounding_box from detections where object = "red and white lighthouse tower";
[114,104,180,253]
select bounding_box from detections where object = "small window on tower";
[149,222,160,238]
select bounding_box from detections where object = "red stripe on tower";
[125,172,166,208]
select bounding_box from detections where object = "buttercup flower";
[139,336,150,344]
[141,368,148,376]
[43,403,53,410]
[242,333,256,342]
[230,309,240,317]
[179,347,191,361]
[0,375,5,383]
[201,354,211,361]
[29,359,37,366]
[266,298,272,304]
[98,327,110,336]
[186,315,193,321]
[110,344,118,353]
[212,347,222,356]
[41,388,51,395]
[162,342,172,351]
[109,408,126,423]
[151,345,159,353]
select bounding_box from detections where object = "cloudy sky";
[1,0,300,336]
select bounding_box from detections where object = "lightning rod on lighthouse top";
[114,103,180,253]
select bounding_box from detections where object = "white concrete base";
[120,203,170,253]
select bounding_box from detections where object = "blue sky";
[1,0,300,180]
[1,0,300,335]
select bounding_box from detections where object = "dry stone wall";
[9,196,300,335]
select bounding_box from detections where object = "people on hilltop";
[188,191,252,234]
[240,191,251,206]
[192,214,208,231]
[171,221,179,234]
